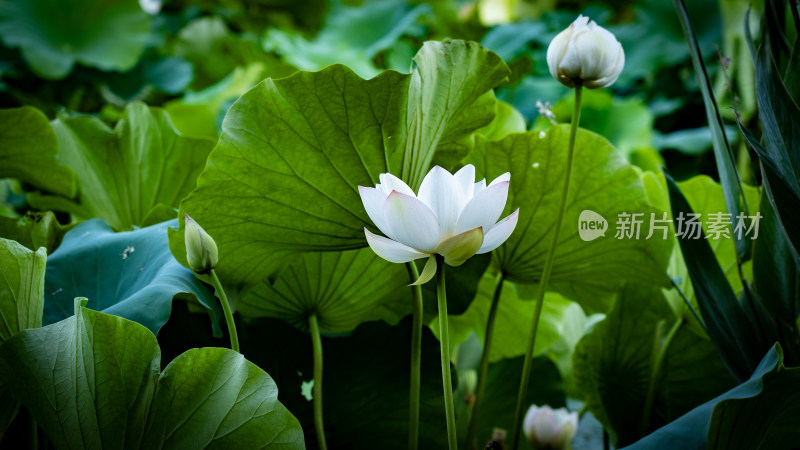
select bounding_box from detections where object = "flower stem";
[465,271,504,448]
[209,269,239,353]
[406,262,424,450]
[436,255,458,450]
[510,82,583,450]
[309,313,328,450]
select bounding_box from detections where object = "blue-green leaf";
[43,218,221,337]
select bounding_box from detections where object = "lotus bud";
[546,15,625,89]
[523,405,578,449]
[184,214,218,274]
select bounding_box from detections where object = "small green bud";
[184,214,218,274]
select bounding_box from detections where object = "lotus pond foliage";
[0,0,798,449]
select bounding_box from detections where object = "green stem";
[639,318,683,436]
[465,271,504,448]
[436,255,458,450]
[406,262,424,450]
[309,314,328,450]
[510,83,583,450]
[209,269,239,353]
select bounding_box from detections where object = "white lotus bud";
[523,404,578,449]
[546,15,625,89]
[184,214,218,274]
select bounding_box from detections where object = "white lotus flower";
[547,15,625,89]
[358,165,519,284]
[523,405,578,450]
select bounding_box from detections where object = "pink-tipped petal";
[488,172,511,186]
[364,228,428,263]
[358,186,391,236]
[476,209,519,254]
[377,173,415,197]
[455,181,510,234]
[418,166,462,236]
[383,191,442,253]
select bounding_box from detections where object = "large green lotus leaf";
[0,0,150,79]
[624,344,798,450]
[238,248,409,332]
[165,63,271,140]
[573,285,736,448]
[0,238,46,437]
[43,218,222,337]
[236,316,448,449]
[0,107,75,197]
[30,102,214,231]
[0,211,73,254]
[142,347,305,449]
[468,127,672,312]
[0,238,46,342]
[431,271,580,362]
[264,0,431,79]
[173,40,509,288]
[0,298,304,449]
